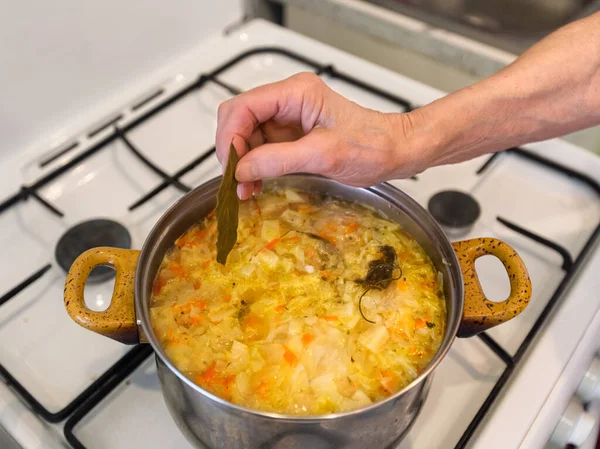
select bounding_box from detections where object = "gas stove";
[1,17,600,449]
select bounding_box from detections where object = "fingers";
[235,131,336,183]
[247,128,265,151]
[237,182,255,200]
[215,72,326,166]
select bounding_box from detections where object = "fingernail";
[236,161,256,183]
[237,183,253,200]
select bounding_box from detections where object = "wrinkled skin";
[215,73,423,200]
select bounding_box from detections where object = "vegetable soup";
[150,187,446,415]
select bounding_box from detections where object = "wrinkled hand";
[215,72,423,200]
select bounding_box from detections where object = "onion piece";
[358,325,389,353]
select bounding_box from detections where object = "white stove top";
[1,18,600,449]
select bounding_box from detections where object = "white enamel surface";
[0,0,243,159]
[0,18,599,449]
[72,358,193,449]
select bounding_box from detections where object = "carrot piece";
[409,346,421,356]
[320,270,338,280]
[224,375,236,389]
[189,315,203,325]
[175,234,189,247]
[287,236,301,243]
[263,237,281,251]
[194,280,202,290]
[274,305,286,312]
[222,295,232,303]
[169,263,188,280]
[302,333,313,347]
[195,362,217,384]
[345,223,360,234]
[389,327,410,340]
[283,346,298,366]
[194,300,207,310]
[166,328,181,344]
[397,280,408,291]
[184,230,207,248]
[153,276,165,295]
[256,380,269,399]
[317,222,338,241]
[415,319,426,330]
[172,302,192,314]
[397,252,409,261]
[322,315,338,321]
[245,313,260,328]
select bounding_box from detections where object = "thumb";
[235,132,336,182]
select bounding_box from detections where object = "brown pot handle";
[64,247,140,344]
[452,238,532,338]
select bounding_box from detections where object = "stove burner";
[428,190,481,236]
[55,219,132,283]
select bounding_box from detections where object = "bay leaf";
[216,142,240,265]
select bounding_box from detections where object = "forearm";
[405,11,600,170]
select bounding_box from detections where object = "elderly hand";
[215,73,425,200]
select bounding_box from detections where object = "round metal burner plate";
[55,219,131,283]
[428,190,481,230]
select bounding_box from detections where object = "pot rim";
[136,174,464,421]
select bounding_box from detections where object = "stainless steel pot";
[63,174,532,449]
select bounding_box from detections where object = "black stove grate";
[0,46,597,448]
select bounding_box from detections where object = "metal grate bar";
[510,147,600,196]
[0,264,52,307]
[497,216,574,271]
[208,77,243,96]
[132,88,165,111]
[63,346,154,448]
[115,126,190,193]
[39,141,79,168]
[476,152,502,175]
[128,146,216,211]
[476,148,600,197]
[21,187,65,217]
[0,340,153,423]
[477,333,514,366]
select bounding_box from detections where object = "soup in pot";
[150,187,446,415]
